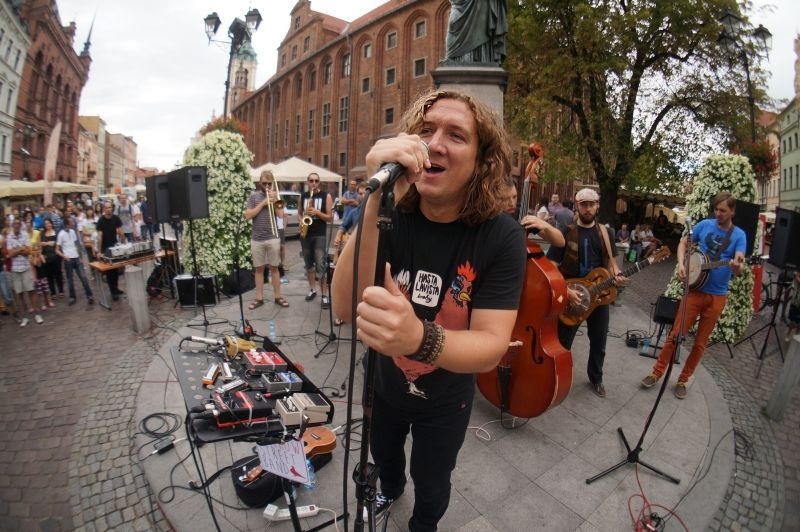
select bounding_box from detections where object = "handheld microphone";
[186,335,224,346]
[365,141,428,193]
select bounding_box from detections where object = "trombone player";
[245,170,289,309]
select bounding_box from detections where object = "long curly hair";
[396,90,512,225]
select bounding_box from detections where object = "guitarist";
[641,191,745,399]
[546,188,623,398]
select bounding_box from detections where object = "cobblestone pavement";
[1,246,797,531]
[624,256,799,532]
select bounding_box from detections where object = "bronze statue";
[445,0,508,64]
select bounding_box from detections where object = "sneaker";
[674,381,687,399]
[641,373,659,388]
[68,298,76,306]
[363,492,396,521]
[34,314,44,324]
[88,297,95,305]
[321,296,330,309]
[305,289,317,301]
[591,382,606,398]
[19,317,29,328]
[280,277,289,285]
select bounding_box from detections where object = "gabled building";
[0,0,32,181]
[778,35,800,212]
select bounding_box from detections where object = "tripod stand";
[736,269,791,378]
[314,222,352,358]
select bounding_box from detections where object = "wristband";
[407,320,445,365]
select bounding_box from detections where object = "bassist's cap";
[575,188,600,203]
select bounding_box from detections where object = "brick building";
[232,0,453,183]
[14,0,91,183]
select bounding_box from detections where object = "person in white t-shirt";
[56,217,94,305]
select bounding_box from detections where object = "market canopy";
[250,157,343,195]
[0,179,95,199]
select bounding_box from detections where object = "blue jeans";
[64,257,93,300]
[0,270,13,306]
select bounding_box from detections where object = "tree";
[505,0,770,221]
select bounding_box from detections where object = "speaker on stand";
[768,207,800,270]
[732,200,760,258]
[640,296,681,362]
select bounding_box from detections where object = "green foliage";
[183,130,254,280]
[663,154,756,342]
[199,116,249,137]
[505,0,770,220]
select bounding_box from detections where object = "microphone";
[365,163,405,193]
[185,335,224,346]
[684,215,693,235]
[365,141,428,193]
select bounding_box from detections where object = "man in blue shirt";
[641,191,746,399]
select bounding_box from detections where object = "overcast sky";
[56,0,799,172]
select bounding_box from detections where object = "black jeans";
[370,393,472,531]
[101,247,121,294]
[557,303,609,385]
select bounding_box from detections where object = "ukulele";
[242,426,337,484]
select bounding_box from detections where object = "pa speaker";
[146,174,172,224]
[174,274,216,307]
[769,208,800,270]
[168,166,208,220]
[732,200,759,257]
[653,295,680,325]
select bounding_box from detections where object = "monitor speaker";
[732,200,759,257]
[168,166,208,220]
[146,174,172,224]
[174,274,216,307]
[653,295,680,325]
[768,208,800,270]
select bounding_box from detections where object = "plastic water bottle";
[268,320,281,345]
[640,337,651,356]
[302,459,316,491]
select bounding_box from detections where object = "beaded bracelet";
[408,320,445,365]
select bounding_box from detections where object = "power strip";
[263,503,319,521]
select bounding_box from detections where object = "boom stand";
[586,226,693,486]
[737,270,790,378]
[353,188,395,532]
[314,222,352,358]
[186,218,225,330]
[232,185,255,339]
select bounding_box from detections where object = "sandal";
[274,297,290,307]
[248,299,265,310]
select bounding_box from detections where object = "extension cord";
[263,503,319,521]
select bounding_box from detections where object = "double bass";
[476,144,572,418]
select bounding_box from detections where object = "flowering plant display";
[183,129,254,280]
[663,154,757,343]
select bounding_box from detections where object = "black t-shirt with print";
[547,224,616,278]
[375,208,526,411]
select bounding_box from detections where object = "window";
[292,45,297,60]
[324,62,332,84]
[1,135,6,163]
[363,43,372,59]
[5,40,13,60]
[338,96,349,133]
[5,89,12,113]
[274,122,279,148]
[322,154,329,168]
[784,140,787,154]
[414,58,426,77]
[307,109,315,140]
[304,36,310,52]
[309,67,316,91]
[296,75,303,97]
[281,54,287,67]
[322,102,331,137]
[295,114,300,144]
[339,152,347,168]
[0,29,4,46]
[385,67,396,86]
[415,20,426,38]
[384,107,394,125]
[294,17,300,29]
[341,53,351,78]
[284,119,289,147]
[361,77,370,93]
[13,49,21,70]
[387,32,397,49]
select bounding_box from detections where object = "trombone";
[264,174,284,237]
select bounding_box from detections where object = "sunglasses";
[308,179,319,183]
[260,182,272,186]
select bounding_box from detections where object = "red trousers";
[652,290,727,383]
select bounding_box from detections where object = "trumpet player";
[245,171,288,309]
[299,172,333,308]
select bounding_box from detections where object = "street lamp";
[17,124,37,180]
[717,8,772,143]
[204,9,262,117]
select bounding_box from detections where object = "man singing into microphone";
[641,191,745,399]
[299,172,333,308]
[332,89,525,530]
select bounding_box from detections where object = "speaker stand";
[735,276,788,378]
[185,218,225,330]
[314,240,351,358]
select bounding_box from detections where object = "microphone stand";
[352,186,395,532]
[315,199,352,358]
[233,184,255,339]
[586,220,692,485]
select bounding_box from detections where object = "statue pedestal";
[431,63,508,119]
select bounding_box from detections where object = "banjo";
[686,251,743,290]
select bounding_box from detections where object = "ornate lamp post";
[204,9,262,117]
[717,8,772,144]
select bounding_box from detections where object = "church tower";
[228,41,257,114]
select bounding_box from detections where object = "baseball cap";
[575,188,600,203]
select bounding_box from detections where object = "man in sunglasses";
[299,172,333,308]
